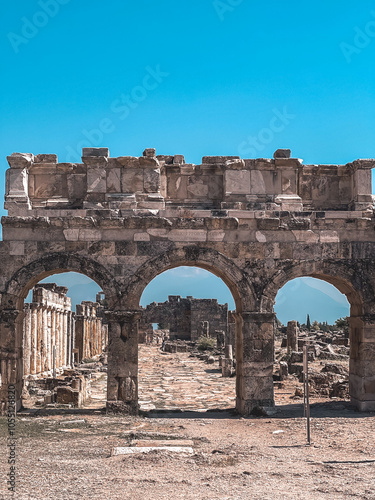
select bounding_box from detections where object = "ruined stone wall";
[74,301,108,362]
[190,299,228,341]
[4,148,372,214]
[23,284,74,378]
[142,295,228,341]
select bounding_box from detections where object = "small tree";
[312,320,320,331]
[335,317,349,337]
[306,314,311,331]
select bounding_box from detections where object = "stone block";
[56,386,80,406]
[82,148,109,157]
[144,168,161,193]
[273,149,291,159]
[225,170,250,195]
[87,168,106,193]
[107,168,121,193]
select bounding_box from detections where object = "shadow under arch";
[123,247,256,313]
[4,252,121,311]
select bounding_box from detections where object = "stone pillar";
[222,344,234,378]
[66,312,71,368]
[62,312,67,368]
[46,308,52,373]
[51,309,56,369]
[23,306,31,378]
[287,320,298,353]
[106,310,140,414]
[349,315,375,411]
[4,153,32,211]
[350,162,373,211]
[70,313,75,366]
[59,310,64,370]
[30,305,37,376]
[36,306,43,375]
[216,330,225,349]
[42,307,48,373]
[55,310,61,372]
[0,309,23,414]
[236,312,275,415]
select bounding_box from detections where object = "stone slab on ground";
[111,446,194,456]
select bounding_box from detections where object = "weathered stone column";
[42,306,48,373]
[349,314,375,411]
[236,312,275,415]
[30,305,38,376]
[23,305,31,378]
[46,308,52,373]
[51,309,56,370]
[287,320,298,353]
[55,310,61,372]
[106,310,140,414]
[0,309,23,414]
[36,306,43,375]
[62,311,67,368]
[66,311,72,368]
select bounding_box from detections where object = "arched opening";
[2,254,118,413]
[21,271,109,410]
[266,268,364,411]
[138,266,237,412]
[114,247,257,416]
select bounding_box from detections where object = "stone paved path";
[85,344,236,411]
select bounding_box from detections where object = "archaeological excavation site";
[1,146,375,417]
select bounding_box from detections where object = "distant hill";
[274,277,349,324]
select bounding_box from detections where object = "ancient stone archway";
[115,247,259,415]
[1,147,375,414]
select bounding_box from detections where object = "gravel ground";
[1,403,374,500]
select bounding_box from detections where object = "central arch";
[106,247,258,415]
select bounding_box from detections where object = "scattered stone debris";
[275,321,349,401]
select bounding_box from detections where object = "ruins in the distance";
[1,146,375,415]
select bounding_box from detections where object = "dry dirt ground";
[1,345,374,500]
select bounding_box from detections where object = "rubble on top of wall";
[4,148,375,215]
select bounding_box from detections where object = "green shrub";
[197,336,216,351]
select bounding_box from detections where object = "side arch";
[122,246,256,312]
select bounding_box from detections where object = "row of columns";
[23,304,75,378]
[74,302,108,362]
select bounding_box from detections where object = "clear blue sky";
[3,0,371,321]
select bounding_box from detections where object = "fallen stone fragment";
[133,439,194,447]
[111,446,194,456]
